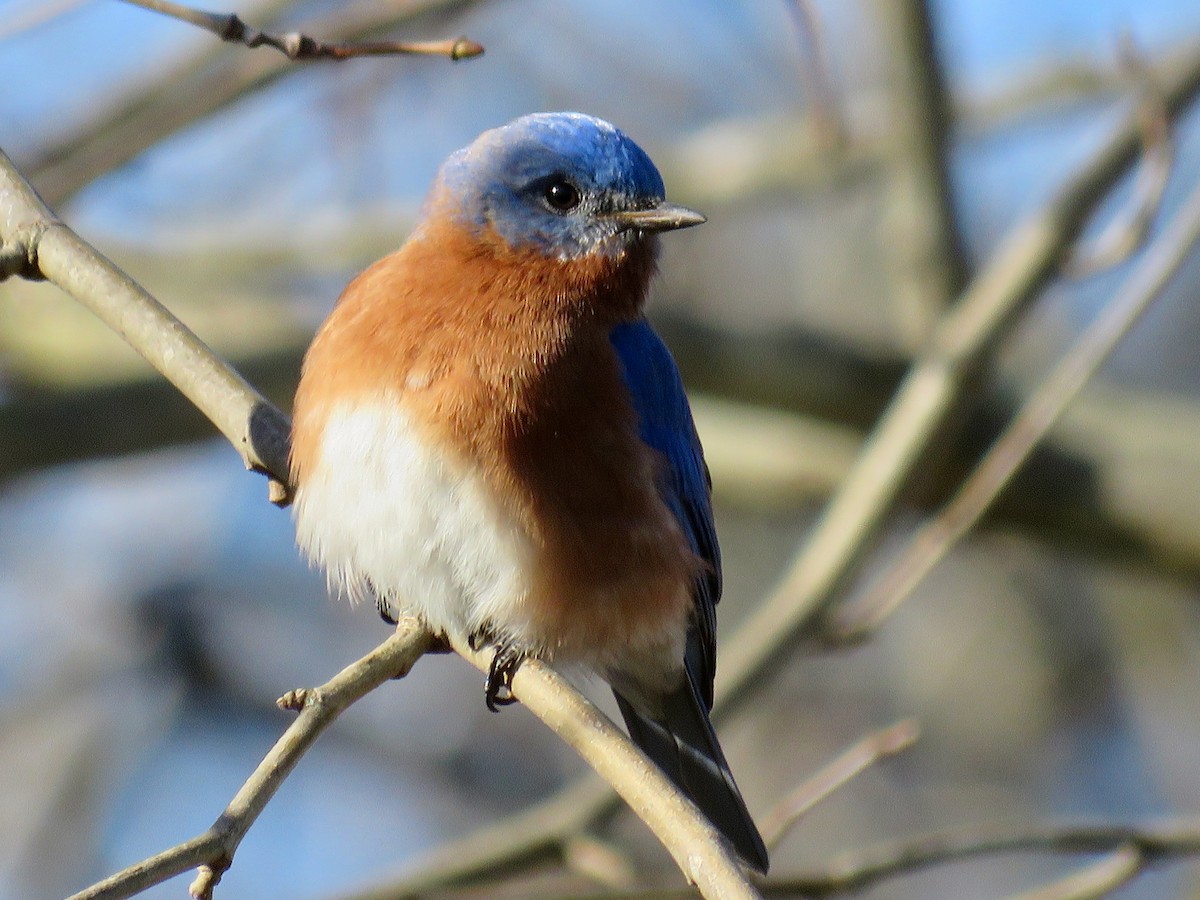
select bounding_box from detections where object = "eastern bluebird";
[290,112,768,872]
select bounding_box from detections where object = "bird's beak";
[609,202,706,233]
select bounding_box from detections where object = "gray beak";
[609,202,706,233]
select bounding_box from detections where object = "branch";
[121,0,483,60]
[27,0,485,207]
[830,162,1200,641]
[759,719,919,849]
[868,0,970,338]
[449,636,760,900]
[713,35,1200,711]
[68,621,435,900]
[775,821,1200,897]
[0,146,294,502]
[1064,33,1173,277]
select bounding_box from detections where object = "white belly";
[293,403,534,643]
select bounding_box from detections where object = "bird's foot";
[485,643,524,712]
[375,595,399,626]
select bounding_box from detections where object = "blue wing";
[608,319,767,871]
[609,318,720,707]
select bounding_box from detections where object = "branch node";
[277,688,310,712]
[188,858,227,900]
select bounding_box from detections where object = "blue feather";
[609,318,720,704]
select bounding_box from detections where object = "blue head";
[431,112,704,259]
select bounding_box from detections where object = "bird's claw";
[375,595,399,625]
[485,643,524,712]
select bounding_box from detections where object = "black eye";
[543,178,581,212]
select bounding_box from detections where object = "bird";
[289,111,768,873]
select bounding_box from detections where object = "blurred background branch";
[24,0,484,207]
[6,1,1200,897]
[122,0,483,61]
[69,621,435,900]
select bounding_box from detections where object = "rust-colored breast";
[291,216,698,662]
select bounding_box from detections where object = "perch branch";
[831,158,1200,640]
[67,621,435,900]
[450,636,760,900]
[121,0,483,60]
[0,146,294,502]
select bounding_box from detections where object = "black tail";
[613,669,769,873]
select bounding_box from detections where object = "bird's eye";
[543,178,581,212]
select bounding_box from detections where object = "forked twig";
[67,622,435,900]
[831,169,1200,642]
[1065,33,1173,277]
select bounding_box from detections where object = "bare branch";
[347,778,616,899]
[760,719,920,849]
[776,821,1200,897]
[785,1,845,151]
[831,160,1200,642]
[28,0,485,207]
[713,36,1200,711]
[67,621,435,900]
[1012,844,1142,900]
[450,636,760,900]
[868,0,970,339]
[0,146,294,502]
[121,0,483,60]
[1065,34,1174,277]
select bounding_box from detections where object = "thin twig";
[67,622,434,900]
[488,827,1180,899]
[760,719,920,849]
[121,0,483,60]
[776,821,1200,897]
[1065,33,1174,277]
[786,1,845,151]
[450,636,761,900]
[29,0,485,207]
[1011,844,1142,900]
[0,146,294,502]
[830,169,1200,642]
[345,777,617,899]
